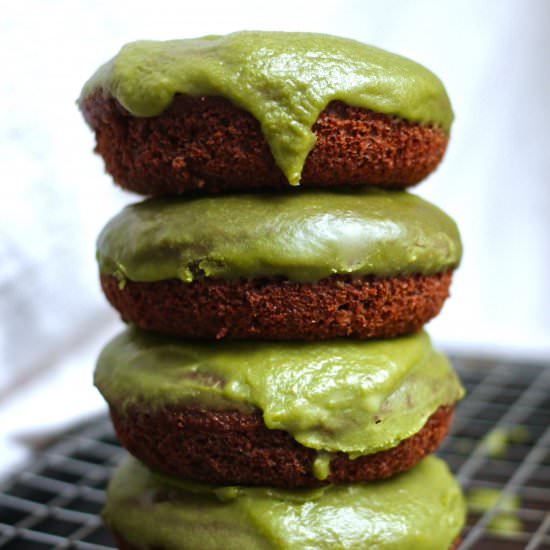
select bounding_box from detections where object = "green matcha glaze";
[80,31,453,185]
[312,452,335,481]
[104,456,465,550]
[95,328,464,457]
[97,188,462,283]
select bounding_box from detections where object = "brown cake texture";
[109,404,454,488]
[81,93,448,195]
[100,271,453,340]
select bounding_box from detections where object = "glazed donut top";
[104,456,465,550]
[95,328,463,458]
[97,188,462,284]
[80,31,453,185]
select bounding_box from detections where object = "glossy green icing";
[95,328,463,457]
[104,456,465,550]
[97,188,462,283]
[80,31,453,185]
[312,452,335,481]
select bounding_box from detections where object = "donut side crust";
[82,93,449,194]
[100,271,453,340]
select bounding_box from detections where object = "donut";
[103,456,465,549]
[82,29,465,549]
[94,328,464,487]
[79,31,453,195]
[97,188,462,340]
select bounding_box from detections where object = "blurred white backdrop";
[1,0,549,473]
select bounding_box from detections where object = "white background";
[1,0,549,475]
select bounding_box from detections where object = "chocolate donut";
[95,328,464,486]
[104,456,465,549]
[97,188,462,340]
[79,31,453,195]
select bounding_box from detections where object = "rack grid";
[0,355,549,549]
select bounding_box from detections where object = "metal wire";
[0,356,549,549]
[441,358,550,549]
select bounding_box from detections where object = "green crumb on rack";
[481,426,529,458]
[466,488,522,536]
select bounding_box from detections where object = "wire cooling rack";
[0,356,549,549]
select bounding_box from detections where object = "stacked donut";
[80,32,466,549]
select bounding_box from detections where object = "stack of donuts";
[80,31,466,550]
